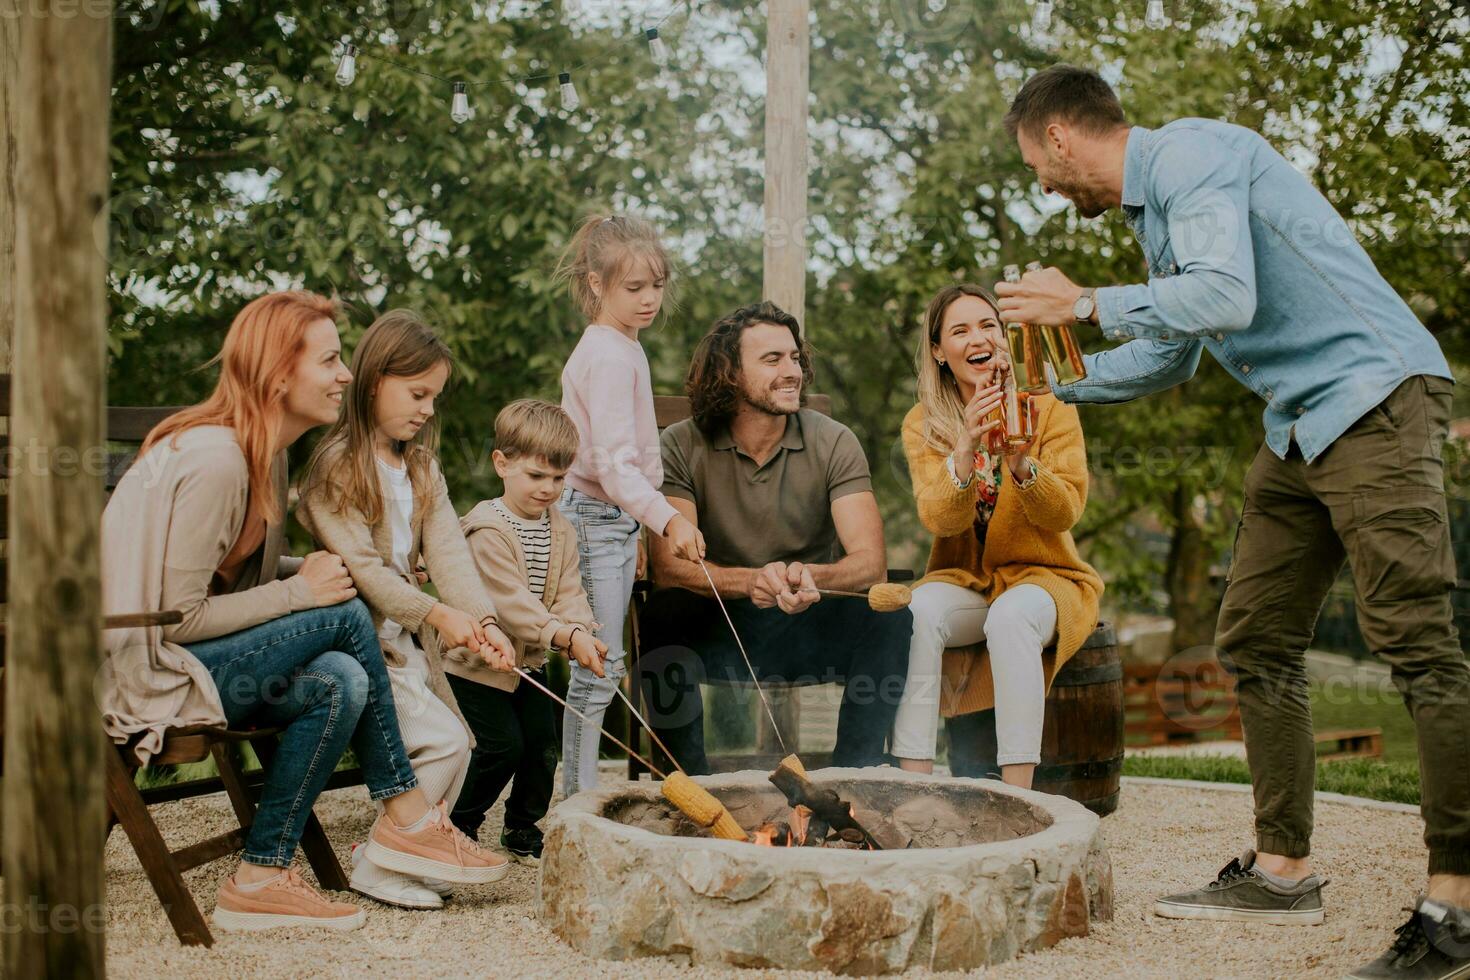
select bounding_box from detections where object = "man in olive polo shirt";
[640,301,912,775]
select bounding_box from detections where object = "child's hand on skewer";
[477,620,517,673]
[664,513,707,563]
[568,627,609,679]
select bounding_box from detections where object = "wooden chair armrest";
[0,609,182,639]
[104,610,184,630]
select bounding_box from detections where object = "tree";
[106,0,1468,652]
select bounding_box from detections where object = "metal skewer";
[612,681,686,775]
[698,558,788,755]
[513,666,668,780]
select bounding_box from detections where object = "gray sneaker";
[1345,898,1470,979]
[1154,850,1327,925]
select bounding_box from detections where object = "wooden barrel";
[943,623,1123,816]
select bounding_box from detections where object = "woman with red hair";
[102,291,505,933]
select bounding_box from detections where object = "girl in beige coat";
[298,310,517,910]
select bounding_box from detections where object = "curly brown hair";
[686,301,815,436]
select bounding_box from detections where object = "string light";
[559,71,580,111]
[645,27,668,65]
[1031,0,1053,31]
[1145,0,1169,29]
[335,43,357,86]
[451,81,471,123]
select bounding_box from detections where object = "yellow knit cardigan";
[902,395,1103,717]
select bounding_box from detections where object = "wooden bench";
[0,377,347,946]
[625,394,912,778]
[1123,659,1383,760]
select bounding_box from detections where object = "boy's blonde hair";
[495,399,579,469]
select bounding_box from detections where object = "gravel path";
[97,771,1430,978]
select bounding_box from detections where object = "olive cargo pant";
[1216,375,1470,875]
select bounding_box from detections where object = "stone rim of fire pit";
[540,766,1114,974]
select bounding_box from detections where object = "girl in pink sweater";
[554,213,704,794]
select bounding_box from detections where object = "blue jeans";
[557,487,639,795]
[184,600,418,867]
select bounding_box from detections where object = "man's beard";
[742,382,801,417]
[1048,158,1108,218]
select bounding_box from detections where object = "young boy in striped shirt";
[447,400,606,863]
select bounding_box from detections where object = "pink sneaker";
[212,867,366,932]
[364,802,510,885]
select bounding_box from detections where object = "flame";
[789,806,811,846]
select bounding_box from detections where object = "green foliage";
[1122,754,1423,806]
[107,0,1468,607]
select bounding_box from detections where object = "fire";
[789,805,811,844]
[750,805,815,848]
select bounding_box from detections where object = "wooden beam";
[762,0,810,332]
[4,4,114,977]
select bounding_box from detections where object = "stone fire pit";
[539,767,1113,973]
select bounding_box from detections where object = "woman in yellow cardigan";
[896,283,1102,788]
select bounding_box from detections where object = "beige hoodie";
[447,499,595,693]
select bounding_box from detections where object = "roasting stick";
[517,668,746,840]
[513,667,668,779]
[612,681,686,775]
[697,558,788,755]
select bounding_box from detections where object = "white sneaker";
[351,842,453,900]
[348,845,443,910]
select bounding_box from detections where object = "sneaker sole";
[363,840,511,885]
[349,882,443,911]
[1153,899,1324,926]
[211,906,366,932]
[1343,964,1470,980]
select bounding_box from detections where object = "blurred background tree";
[105,0,1468,656]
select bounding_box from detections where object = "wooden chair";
[1122,658,1382,760]
[0,376,348,947]
[625,394,912,778]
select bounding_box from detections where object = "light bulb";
[336,43,357,87]
[1032,0,1053,31]
[645,28,668,66]
[451,81,471,124]
[1145,0,1168,29]
[559,71,580,111]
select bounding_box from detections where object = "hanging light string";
[329,1,689,120]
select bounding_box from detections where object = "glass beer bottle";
[1023,260,1088,385]
[1003,264,1048,394]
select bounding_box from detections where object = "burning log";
[767,755,911,851]
[769,755,880,849]
[661,772,747,841]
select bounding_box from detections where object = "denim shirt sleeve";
[1095,130,1258,342]
[1052,337,1204,403]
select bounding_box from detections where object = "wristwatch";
[1072,287,1098,325]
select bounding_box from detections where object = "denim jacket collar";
[1120,125,1152,211]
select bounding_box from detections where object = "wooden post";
[3,3,113,977]
[762,0,810,331]
[757,0,810,754]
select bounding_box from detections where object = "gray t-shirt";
[659,409,872,569]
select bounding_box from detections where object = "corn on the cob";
[661,771,747,841]
[867,582,912,613]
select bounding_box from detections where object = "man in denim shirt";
[996,65,1469,978]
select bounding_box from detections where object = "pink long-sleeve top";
[559,324,679,535]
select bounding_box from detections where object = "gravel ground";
[97,768,1432,979]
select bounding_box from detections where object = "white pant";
[893,581,1057,765]
[382,638,471,810]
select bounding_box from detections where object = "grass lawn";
[1123,675,1423,806]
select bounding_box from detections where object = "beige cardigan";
[101,426,316,765]
[296,447,498,727]
[447,500,596,692]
